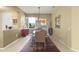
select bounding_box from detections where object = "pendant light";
[36,7,41,29]
[38,7,40,21]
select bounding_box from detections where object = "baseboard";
[70,48,79,52]
[49,36,75,52]
[57,39,79,52]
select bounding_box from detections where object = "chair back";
[35,30,47,43]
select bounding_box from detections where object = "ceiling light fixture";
[38,7,40,21]
[36,7,41,29]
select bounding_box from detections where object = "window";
[27,17,48,29]
[28,17,37,28]
[39,18,48,28]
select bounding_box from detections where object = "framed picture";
[13,19,17,24]
[55,15,61,28]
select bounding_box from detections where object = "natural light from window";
[28,17,37,28]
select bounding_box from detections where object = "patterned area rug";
[21,36,60,52]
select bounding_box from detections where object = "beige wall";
[0,12,2,30]
[71,7,79,50]
[12,11,21,29]
[51,7,72,48]
[0,7,25,48]
[11,10,25,30]
[0,31,3,47]
[0,7,26,30]
[51,6,79,51]
[0,12,3,47]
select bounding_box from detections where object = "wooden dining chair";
[33,29,47,51]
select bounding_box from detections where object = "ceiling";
[18,6,54,14]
